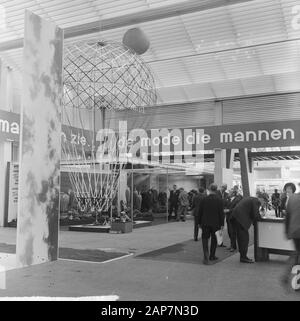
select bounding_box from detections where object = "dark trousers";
[293,239,300,265]
[274,206,281,218]
[226,215,237,249]
[168,202,178,217]
[201,225,217,260]
[194,215,200,240]
[287,239,300,269]
[232,219,249,259]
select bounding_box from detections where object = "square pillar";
[16,11,63,267]
[214,102,233,188]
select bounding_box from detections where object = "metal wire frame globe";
[63,40,157,111]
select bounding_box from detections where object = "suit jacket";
[228,194,243,216]
[199,194,224,230]
[191,193,205,218]
[169,190,179,204]
[231,197,261,230]
[286,193,300,239]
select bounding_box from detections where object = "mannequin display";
[133,186,139,210]
[151,187,159,213]
[125,186,131,208]
[141,186,152,212]
[137,190,142,211]
[148,189,153,213]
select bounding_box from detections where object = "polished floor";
[0,219,299,300]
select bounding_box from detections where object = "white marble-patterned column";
[16,11,63,267]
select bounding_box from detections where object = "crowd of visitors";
[190,183,263,264]
[184,180,300,274]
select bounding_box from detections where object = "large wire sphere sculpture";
[62,40,157,223]
[63,40,157,111]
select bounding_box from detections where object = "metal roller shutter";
[222,93,300,125]
[105,101,215,130]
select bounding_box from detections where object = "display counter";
[254,217,295,261]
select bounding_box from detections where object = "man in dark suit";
[199,183,224,264]
[191,187,206,241]
[231,195,263,263]
[226,186,243,252]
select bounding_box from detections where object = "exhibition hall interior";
[0,0,299,301]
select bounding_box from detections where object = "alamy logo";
[292,5,300,30]
[0,5,6,30]
[0,264,6,290]
[291,265,300,291]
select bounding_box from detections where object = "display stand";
[68,224,110,233]
[254,217,295,262]
[111,221,133,233]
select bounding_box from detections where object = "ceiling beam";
[0,0,254,52]
[249,150,300,158]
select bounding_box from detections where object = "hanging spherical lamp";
[122,27,150,55]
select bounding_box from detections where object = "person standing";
[168,184,179,220]
[226,186,243,252]
[199,183,224,264]
[230,195,263,263]
[217,183,229,201]
[217,183,230,248]
[177,188,189,222]
[67,188,75,212]
[271,189,281,218]
[281,183,296,218]
[191,187,206,241]
[281,189,300,288]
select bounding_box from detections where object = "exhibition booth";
[0,5,300,269]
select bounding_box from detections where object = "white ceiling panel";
[181,55,226,83]
[157,86,187,103]
[257,41,300,75]
[211,79,244,98]
[181,83,216,101]
[150,59,192,87]
[280,0,300,39]
[139,16,196,59]
[93,0,148,19]
[180,7,237,53]
[228,0,287,45]
[273,72,300,92]
[241,75,275,95]
[1,0,300,105]
[215,49,262,79]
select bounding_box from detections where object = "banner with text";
[1,110,300,151]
